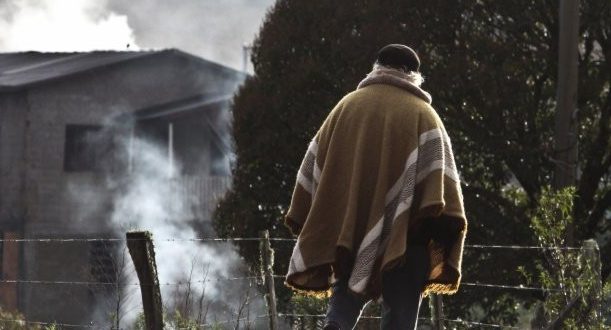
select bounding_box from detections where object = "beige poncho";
[284,67,467,299]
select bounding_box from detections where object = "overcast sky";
[0,0,277,72]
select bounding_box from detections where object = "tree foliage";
[214,0,611,325]
[524,187,606,328]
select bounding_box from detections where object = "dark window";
[64,125,112,172]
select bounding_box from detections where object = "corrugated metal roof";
[0,51,155,91]
[0,49,244,91]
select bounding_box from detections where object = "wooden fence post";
[430,294,445,330]
[259,230,279,330]
[126,231,164,330]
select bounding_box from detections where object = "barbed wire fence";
[0,234,603,329]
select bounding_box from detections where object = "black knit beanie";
[376,44,420,72]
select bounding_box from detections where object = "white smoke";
[104,135,267,327]
[0,0,276,71]
[111,137,232,299]
[0,0,138,51]
[61,123,266,327]
[107,0,276,71]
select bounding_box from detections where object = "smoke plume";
[108,135,266,327]
[66,129,268,327]
[0,0,277,71]
[0,0,137,51]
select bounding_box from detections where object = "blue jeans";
[324,245,430,330]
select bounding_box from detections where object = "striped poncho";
[284,67,467,299]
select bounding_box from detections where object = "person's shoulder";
[417,101,439,118]
[343,84,405,108]
[328,88,370,114]
[417,102,446,131]
[340,84,435,115]
[341,88,367,103]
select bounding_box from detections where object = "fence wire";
[0,318,95,328]
[0,275,261,287]
[270,274,565,293]
[0,236,595,251]
[276,313,520,329]
[0,315,523,329]
[0,234,591,329]
[441,317,522,329]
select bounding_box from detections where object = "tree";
[214,0,610,325]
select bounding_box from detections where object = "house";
[0,49,243,324]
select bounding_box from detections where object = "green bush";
[522,187,607,328]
